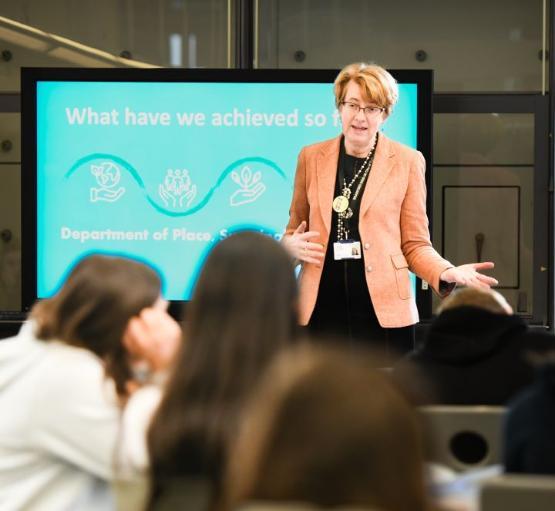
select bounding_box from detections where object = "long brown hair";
[31,254,161,399]
[147,231,300,506]
[226,345,431,511]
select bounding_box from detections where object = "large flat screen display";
[22,68,432,311]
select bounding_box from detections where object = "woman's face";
[339,80,386,153]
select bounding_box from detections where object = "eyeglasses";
[340,101,384,117]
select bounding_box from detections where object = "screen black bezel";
[21,67,433,318]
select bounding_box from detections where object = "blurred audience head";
[437,287,513,316]
[186,230,299,351]
[31,253,162,398]
[147,231,300,505]
[226,344,430,511]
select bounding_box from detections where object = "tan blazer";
[286,134,453,328]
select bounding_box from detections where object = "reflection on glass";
[0,0,229,70]
[169,33,183,67]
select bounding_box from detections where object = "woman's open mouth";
[352,125,367,133]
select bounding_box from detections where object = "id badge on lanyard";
[333,240,362,260]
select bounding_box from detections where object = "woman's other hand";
[282,221,325,265]
[440,262,498,289]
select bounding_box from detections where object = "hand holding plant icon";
[230,166,266,207]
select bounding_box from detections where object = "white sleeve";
[117,384,162,476]
[30,352,121,481]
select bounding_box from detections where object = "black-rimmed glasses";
[340,101,384,117]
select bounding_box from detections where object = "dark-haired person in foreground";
[396,287,555,405]
[503,351,555,475]
[144,231,302,510]
[0,255,181,511]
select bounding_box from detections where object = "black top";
[309,138,374,337]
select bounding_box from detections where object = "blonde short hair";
[437,287,512,316]
[334,62,399,116]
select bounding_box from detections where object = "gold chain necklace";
[334,135,378,240]
[332,136,377,215]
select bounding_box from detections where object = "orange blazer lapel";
[316,137,341,237]
[359,133,395,218]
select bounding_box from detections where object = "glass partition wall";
[0,0,553,329]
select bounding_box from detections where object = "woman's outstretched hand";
[282,221,325,265]
[440,261,498,289]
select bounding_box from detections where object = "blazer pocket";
[391,253,411,300]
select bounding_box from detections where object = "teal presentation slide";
[37,80,418,299]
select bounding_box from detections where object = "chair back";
[149,478,212,511]
[419,405,505,471]
[480,474,555,511]
[115,477,212,511]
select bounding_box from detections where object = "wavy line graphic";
[65,153,287,217]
